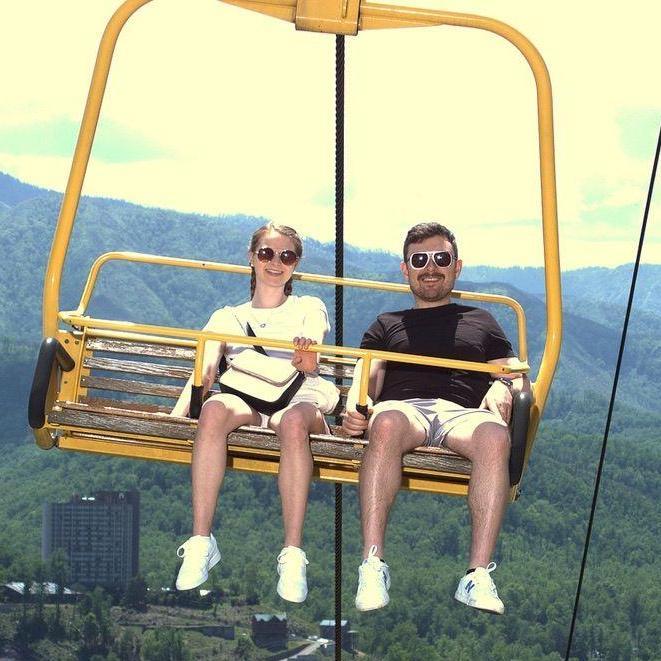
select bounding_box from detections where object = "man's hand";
[341,397,373,437]
[480,380,513,423]
[291,336,318,372]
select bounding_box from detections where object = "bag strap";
[218,313,268,380]
[245,321,269,357]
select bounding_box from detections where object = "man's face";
[400,235,462,307]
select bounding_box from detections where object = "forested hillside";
[1,172,659,412]
[1,172,659,659]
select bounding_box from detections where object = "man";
[342,222,522,614]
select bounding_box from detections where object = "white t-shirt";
[204,295,330,362]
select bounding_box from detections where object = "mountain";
[1,172,659,419]
[0,172,53,207]
[1,172,660,660]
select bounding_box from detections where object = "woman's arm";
[170,311,227,416]
[292,296,331,370]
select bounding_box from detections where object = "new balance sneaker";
[454,562,505,614]
[277,546,309,603]
[175,533,221,591]
[355,545,391,611]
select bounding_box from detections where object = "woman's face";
[249,230,299,290]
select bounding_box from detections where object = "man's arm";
[480,357,524,423]
[342,358,386,436]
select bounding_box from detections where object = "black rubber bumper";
[28,337,75,429]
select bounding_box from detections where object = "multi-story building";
[42,491,139,589]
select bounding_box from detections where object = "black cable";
[564,123,661,660]
[334,33,345,661]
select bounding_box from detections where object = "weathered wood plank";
[86,339,357,379]
[84,356,191,379]
[86,338,195,360]
[317,363,355,379]
[80,397,172,414]
[81,376,181,398]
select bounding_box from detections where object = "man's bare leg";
[269,403,326,548]
[443,419,510,567]
[359,409,426,558]
[191,394,260,536]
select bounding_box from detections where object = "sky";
[1,0,660,269]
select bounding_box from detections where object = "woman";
[171,222,339,603]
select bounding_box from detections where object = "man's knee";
[368,410,411,452]
[475,421,510,459]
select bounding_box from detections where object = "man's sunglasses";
[255,246,299,266]
[407,250,455,270]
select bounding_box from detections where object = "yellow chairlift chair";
[28,0,561,500]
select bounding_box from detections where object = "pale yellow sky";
[1,0,660,268]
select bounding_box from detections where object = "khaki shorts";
[371,398,506,447]
[257,374,340,428]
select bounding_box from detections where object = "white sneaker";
[355,545,390,611]
[277,546,309,603]
[175,533,221,591]
[454,562,505,614]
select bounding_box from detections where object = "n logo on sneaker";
[466,580,475,594]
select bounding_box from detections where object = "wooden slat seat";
[50,401,471,474]
[44,334,474,494]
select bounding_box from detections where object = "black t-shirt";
[360,304,515,409]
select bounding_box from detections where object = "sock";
[465,568,476,575]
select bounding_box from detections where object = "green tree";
[32,561,46,630]
[80,612,100,656]
[234,635,255,660]
[115,629,140,661]
[142,628,190,661]
[13,561,33,645]
[78,587,113,651]
[244,565,259,606]
[47,548,69,633]
[122,574,148,611]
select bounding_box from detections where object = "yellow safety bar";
[59,312,528,411]
[42,0,561,455]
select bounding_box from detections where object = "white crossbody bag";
[218,320,305,415]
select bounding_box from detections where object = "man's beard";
[410,276,453,303]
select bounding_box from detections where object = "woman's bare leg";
[269,403,326,548]
[191,394,261,536]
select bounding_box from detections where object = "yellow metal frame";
[39,0,561,483]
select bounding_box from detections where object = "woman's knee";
[197,399,233,435]
[276,406,311,442]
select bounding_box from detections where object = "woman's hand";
[291,336,318,372]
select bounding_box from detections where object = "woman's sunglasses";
[407,250,455,270]
[255,246,299,266]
